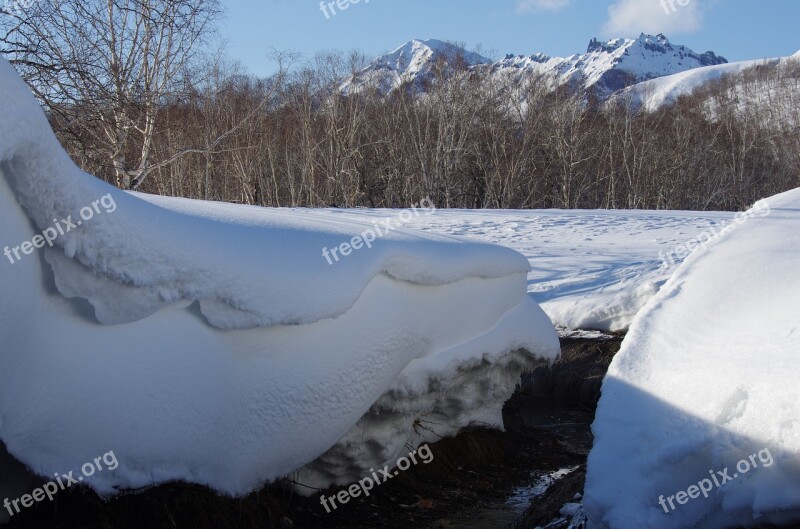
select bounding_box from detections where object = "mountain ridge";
[343,34,728,98]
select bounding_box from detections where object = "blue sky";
[218,0,800,77]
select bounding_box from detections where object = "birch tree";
[2,0,221,189]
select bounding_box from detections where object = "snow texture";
[0,55,559,506]
[309,208,734,332]
[585,189,800,528]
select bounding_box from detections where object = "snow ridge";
[0,58,530,331]
[492,33,726,97]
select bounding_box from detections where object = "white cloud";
[602,0,704,36]
[516,0,572,14]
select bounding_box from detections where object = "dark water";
[452,403,595,529]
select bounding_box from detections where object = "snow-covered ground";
[309,208,734,332]
[585,189,800,528]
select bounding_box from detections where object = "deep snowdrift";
[0,55,559,507]
[585,189,800,529]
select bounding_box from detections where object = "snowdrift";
[0,55,559,508]
[585,189,800,528]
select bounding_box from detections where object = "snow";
[0,54,559,507]
[584,188,800,528]
[309,208,734,332]
[341,38,490,94]
[5,43,795,526]
[618,53,796,111]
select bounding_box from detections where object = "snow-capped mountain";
[343,34,727,98]
[341,38,491,95]
[488,33,728,97]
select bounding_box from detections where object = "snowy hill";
[616,53,798,110]
[343,34,727,98]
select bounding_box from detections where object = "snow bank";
[0,55,559,504]
[585,189,800,528]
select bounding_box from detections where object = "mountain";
[613,57,780,111]
[613,51,799,129]
[343,34,728,98]
[486,33,728,97]
[340,39,491,95]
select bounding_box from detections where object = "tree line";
[3,0,798,211]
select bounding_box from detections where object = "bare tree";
[2,0,221,189]
[3,18,797,211]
